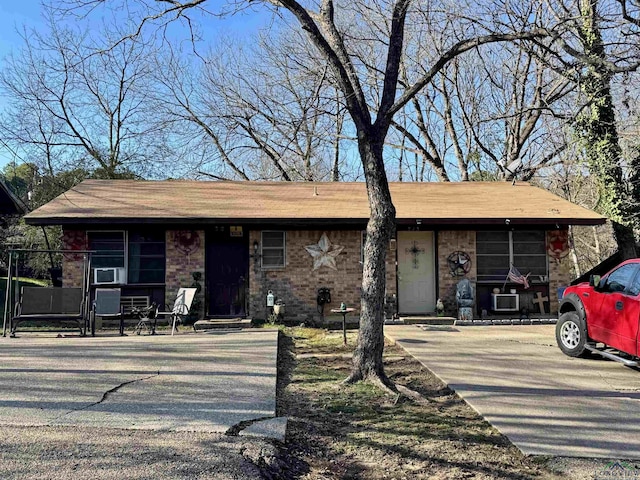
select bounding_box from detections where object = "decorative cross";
[531,292,549,315]
[406,241,425,269]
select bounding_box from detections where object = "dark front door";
[206,227,249,317]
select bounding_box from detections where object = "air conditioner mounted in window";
[491,293,519,312]
[94,267,126,285]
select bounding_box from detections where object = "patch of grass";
[275,327,565,480]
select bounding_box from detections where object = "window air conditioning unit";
[491,293,519,312]
[94,267,126,285]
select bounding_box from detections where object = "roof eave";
[24,216,607,227]
[0,183,26,215]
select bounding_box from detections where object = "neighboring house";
[0,179,25,215]
[24,180,605,322]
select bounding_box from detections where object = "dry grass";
[274,327,566,480]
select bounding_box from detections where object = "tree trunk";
[592,225,602,262]
[576,0,637,259]
[568,225,581,277]
[612,221,637,260]
[346,133,396,391]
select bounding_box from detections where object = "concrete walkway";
[0,330,281,437]
[386,324,640,460]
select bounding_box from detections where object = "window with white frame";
[261,231,286,268]
[476,230,547,283]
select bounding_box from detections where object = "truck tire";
[556,311,589,358]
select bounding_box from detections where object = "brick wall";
[437,231,477,315]
[60,226,569,321]
[249,229,396,324]
[436,229,570,316]
[62,229,88,287]
[165,230,205,319]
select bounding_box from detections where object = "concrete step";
[455,318,558,326]
[399,316,456,326]
[194,318,252,331]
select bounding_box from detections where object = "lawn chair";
[157,288,197,335]
[93,288,123,336]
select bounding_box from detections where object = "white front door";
[397,231,436,314]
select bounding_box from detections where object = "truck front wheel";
[556,312,589,358]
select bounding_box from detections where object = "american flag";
[507,264,530,289]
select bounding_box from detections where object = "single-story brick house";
[24,180,605,322]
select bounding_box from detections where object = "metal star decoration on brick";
[305,233,344,270]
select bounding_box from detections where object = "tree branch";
[376,0,411,130]
[387,30,550,120]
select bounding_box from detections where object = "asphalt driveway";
[386,324,640,460]
[0,330,280,436]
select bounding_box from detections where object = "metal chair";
[132,303,159,335]
[93,288,123,336]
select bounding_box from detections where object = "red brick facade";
[437,231,478,314]
[61,227,569,322]
[249,230,396,324]
[165,230,205,318]
[62,229,88,287]
[435,229,570,316]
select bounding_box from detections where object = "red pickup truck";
[557,259,640,367]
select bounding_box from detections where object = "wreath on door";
[447,251,471,276]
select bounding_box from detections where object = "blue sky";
[0,2,43,59]
[0,1,274,173]
[0,1,44,171]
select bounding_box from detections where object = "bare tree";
[570,0,638,258]
[532,0,640,258]
[60,0,550,390]
[0,13,170,179]
[545,151,617,274]
[153,30,352,181]
[389,38,573,183]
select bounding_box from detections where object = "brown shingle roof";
[24,180,605,226]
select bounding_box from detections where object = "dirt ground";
[272,328,638,480]
[0,426,278,480]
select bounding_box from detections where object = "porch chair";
[157,288,198,335]
[93,288,123,336]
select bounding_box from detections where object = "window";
[629,267,640,296]
[605,264,639,294]
[128,231,165,284]
[88,230,166,284]
[261,231,285,268]
[476,231,548,283]
[88,231,125,269]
